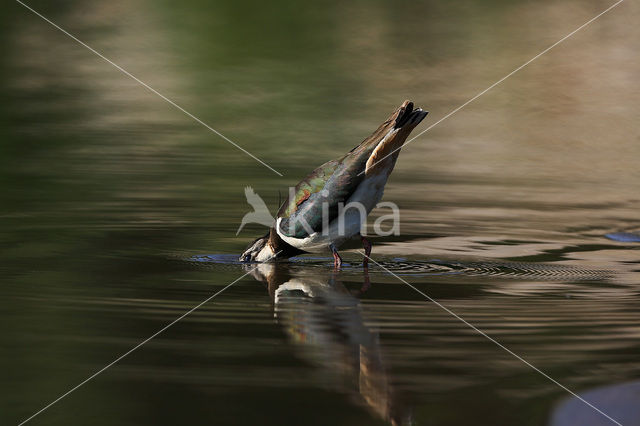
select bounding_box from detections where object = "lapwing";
[240,100,428,267]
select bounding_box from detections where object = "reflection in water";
[247,263,409,425]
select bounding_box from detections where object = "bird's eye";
[243,254,251,263]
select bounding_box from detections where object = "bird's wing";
[276,156,365,239]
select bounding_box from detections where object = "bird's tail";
[348,100,428,175]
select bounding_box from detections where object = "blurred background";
[1,0,639,425]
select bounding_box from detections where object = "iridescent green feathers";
[277,156,365,238]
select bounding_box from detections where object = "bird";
[239,100,428,268]
[236,186,275,235]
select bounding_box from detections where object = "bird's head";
[239,232,272,262]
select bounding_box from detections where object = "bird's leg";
[360,235,372,268]
[360,266,371,294]
[329,244,342,269]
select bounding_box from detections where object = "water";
[1,0,640,425]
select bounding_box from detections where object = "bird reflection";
[245,263,410,425]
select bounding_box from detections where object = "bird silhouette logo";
[236,186,276,235]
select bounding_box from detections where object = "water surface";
[1,0,639,425]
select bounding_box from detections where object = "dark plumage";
[240,100,428,267]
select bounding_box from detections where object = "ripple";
[181,253,614,281]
